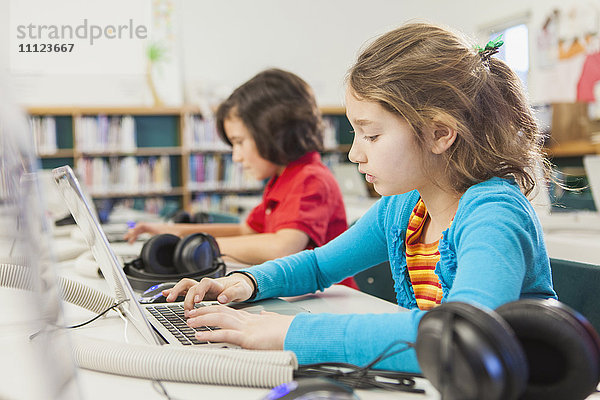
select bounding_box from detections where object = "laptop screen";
[52,165,162,345]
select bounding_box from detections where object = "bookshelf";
[321,106,380,198]
[35,104,598,215]
[545,140,600,157]
[28,106,362,214]
[321,106,353,168]
[29,107,190,213]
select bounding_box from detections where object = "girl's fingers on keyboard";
[166,278,197,303]
[188,306,293,350]
[187,307,242,330]
[183,278,228,311]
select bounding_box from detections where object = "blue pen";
[127,221,136,229]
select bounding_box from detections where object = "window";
[490,23,529,88]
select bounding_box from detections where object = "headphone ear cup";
[496,299,600,400]
[171,210,191,223]
[191,211,209,223]
[172,233,219,274]
[417,302,528,400]
[139,233,180,274]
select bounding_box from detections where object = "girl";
[164,23,556,372]
[125,69,356,288]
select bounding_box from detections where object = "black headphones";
[416,298,600,400]
[171,210,211,224]
[123,232,226,290]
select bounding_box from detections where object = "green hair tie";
[476,34,504,61]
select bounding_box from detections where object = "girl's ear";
[429,123,457,155]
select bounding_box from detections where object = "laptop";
[331,163,369,198]
[52,165,305,347]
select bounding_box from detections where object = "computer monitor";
[331,163,369,198]
[0,79,80,399]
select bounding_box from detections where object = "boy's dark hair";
[348,22,547,196]
[216,68,323,165]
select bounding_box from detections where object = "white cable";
[116,308,129,344]
[72,337,298,388]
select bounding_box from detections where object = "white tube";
[0,263,32,290]
[72,337,297,387]
[1,263,116,314]
[57,275,115,314]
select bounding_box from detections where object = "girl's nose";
[348,137,365,164]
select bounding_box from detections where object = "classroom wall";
[178,0,475,107]
[0,0,594,107]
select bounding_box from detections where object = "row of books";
[183,115,230,151]
[76,156,171,195]
[187,153,263,192]
[30,116,57,155]
[182,114,342,152]
[76,116,137,152]
[31,114,344,156]
[190,193,261,216]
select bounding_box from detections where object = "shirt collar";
[264,151,321,197]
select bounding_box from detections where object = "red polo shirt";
[246,151,357,289]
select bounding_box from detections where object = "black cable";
[295,340,425,394]
[64,299,130,329]
[29,299,130,340]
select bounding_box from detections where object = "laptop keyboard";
[146,303,221,345]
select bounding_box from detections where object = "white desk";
[545,231,600,265]
[0,262,437,400]
[539,212,600,265]
[4,235,600,400]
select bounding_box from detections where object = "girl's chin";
[372,183,386,196]
[373,183,404,197]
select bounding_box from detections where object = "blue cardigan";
[242,177,556,372]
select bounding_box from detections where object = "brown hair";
[348,22,546,196]
[216,68,323,165]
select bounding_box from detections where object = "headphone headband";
[124,232,226,291]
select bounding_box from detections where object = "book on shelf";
[77,155,171,195]
[29,116,57,155]
[183,114,230,152]
[75,115,136,153]
[187,153,263,192]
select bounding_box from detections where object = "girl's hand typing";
[186,305,294,350]
[162,275,255,313]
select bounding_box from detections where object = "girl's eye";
[364,135,379,142]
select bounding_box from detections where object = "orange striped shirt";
[406,199,443,310]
